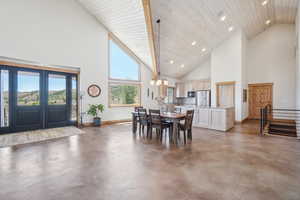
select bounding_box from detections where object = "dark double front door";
[0,66,77,133]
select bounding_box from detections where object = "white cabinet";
[176,79,211,97]
[210,109,226,131]
[193,107,235,131]
[194,108,210,128]
[176,83,186,97]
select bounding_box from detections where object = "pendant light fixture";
[150,19,168,87]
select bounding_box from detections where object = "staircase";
[260,106,299,138]
[269,120,297,137]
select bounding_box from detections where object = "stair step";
[269,123,296,129]
[269,131,297,137]
[270,121,296,125]
[269,127,297,134]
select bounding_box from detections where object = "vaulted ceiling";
[151,0,299,78]
[76,0,154,71]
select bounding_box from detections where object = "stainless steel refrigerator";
[196,90,211,107]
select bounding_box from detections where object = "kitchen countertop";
[175,105,234,110]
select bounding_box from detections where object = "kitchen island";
[175,105,235,131]
[193,107,235,131]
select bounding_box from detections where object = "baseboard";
[235,117,248,124]
[102,119,131,126]
[81,119,131,127]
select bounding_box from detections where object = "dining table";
[132,111,186,144]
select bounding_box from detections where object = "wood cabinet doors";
[248,83,273,119]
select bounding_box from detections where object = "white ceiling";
[151,0,299,78]
[76,0,153,70]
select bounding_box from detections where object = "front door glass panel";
[17,71,40,106]
[0,70,9,127]
[48,74,66,105]
[71,77,77,121]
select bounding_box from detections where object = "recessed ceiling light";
[265,19,271,25]
[218,11,226,21]
[220,15,226,21]
[202,48,206,52]
[180,64,185,68]
[192,41,197,46]
[261,0,268,6]
[170,60,174,64]
[228,26,234,32]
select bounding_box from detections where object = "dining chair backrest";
[149,109,161,125]
[134,106,143,112]
[184,110,194,130]
[138,108,148,123]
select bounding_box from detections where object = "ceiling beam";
[142,0,158,79]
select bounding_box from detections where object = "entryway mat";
[0,126,85,148]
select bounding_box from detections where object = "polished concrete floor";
[0,121,300,200]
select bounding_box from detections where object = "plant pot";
[93,117,101,127]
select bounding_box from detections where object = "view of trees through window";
[71,77,77,120]
[48,74,66,105]
[109,38,141,107]
[110,84,140,106]
[0,70,9,127]
[17,71,40,106]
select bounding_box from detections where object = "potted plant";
[87,104,104,126]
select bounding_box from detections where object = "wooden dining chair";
[178,110,194,144]
[148,109,172,141]
[134,106,143,112]
[137,108,149,136]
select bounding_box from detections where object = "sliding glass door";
[0,65,78,134]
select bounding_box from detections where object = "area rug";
[0,126,85,148]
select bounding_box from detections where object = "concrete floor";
[0,121,300,200]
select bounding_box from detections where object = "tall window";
[0,70,9,127]
[109,38,141,107]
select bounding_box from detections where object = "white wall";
[181,58,211,81]
[211,30,246,121]
[0,0,158,122]
[296,6,300,110]
[247,24,296,109]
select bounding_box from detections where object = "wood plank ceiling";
[76,0,154,71]
[150,0,299,78]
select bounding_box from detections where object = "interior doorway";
[216,81,235,107]
[0,65,78,134]
[248,83,273,119]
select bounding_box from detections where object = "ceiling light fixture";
[170,60,174,64]
[202,48,206,52]
[181,64,185,68]
[192,41,197,46]
[220,15,226,21]
[265,19,271,25]
[150,19,168,88]
[218,11,226,22]
[228,26,234,32]
[261,0,268,6]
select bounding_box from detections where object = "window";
[109,37,141,107]
[109,83,140,107]
[71,77,77,121]
[48,74,66,105]
[165,87,175,104]
[0,70,9,127]
[17,71,40,106]
[109,39,140,81]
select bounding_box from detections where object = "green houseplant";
[87,104,104,126]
